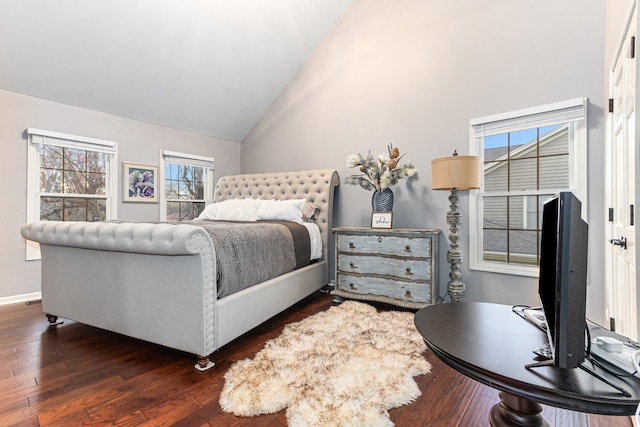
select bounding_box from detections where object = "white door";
[607,10,638,341]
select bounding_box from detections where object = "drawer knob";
[349,242,356,249]
[349,262,358,269]
[405,267,413,275]
[404,290,412,298]
[405,245,411,252]
[349,283,357,290]
[378,236,382,243]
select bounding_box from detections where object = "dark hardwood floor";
[0,291,633,426]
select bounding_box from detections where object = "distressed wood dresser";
[331,227,441,309]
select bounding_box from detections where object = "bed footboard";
[20,221,218,361]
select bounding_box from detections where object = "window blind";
[470,98,586,138]
[27,128,117,155]
[162,150,215,169]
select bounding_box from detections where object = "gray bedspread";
[188,220,311,298]
[105,219,311,298]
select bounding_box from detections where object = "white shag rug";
[219,300,431,426]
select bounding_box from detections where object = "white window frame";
[523,195,537,230]
[159,150,215,221]
[26,128,118,260]
[468,98,588,277]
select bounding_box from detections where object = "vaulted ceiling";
[0,0,352,142]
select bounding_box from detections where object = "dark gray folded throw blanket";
[190,220,311,298]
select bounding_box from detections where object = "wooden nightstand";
[331,227,441,309]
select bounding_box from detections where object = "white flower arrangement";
[345,144,417,192]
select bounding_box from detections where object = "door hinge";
[610,317,616,332]
[630,36,636,59]
[609,98,614,113]
[609,207,614,222]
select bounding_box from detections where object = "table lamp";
[431,151,481,302]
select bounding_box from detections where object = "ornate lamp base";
[446,188,465,302]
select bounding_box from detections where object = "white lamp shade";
[431,155,481,190]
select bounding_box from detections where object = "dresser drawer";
[336,233,432,258]
[337,253,432,282]
[336,273,432,304]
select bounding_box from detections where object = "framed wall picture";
[123,162,158,203]
[371,212,393,229]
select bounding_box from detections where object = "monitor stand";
[525,359,631,397]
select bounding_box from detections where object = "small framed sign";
[371,212,393,229]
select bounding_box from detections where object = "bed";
[20,169,339,370]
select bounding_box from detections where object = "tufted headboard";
[213,169,340,268]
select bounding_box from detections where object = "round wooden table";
[414,302,640,426]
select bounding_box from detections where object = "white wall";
[241,0,609,321]
[0,89,241,303]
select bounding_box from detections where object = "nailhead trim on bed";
[188,230,217,355]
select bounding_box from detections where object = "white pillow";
[197,198,262,221]
[256,199,306,224]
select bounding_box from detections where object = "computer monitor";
[538,192,589,369]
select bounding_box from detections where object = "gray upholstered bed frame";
[21,169,339,370]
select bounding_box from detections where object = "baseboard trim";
[0,292,42,306]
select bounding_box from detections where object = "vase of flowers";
[345,144,417,212]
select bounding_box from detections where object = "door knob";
[609,236,627,249]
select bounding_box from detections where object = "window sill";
[470,260,539,278]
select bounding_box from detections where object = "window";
[469,98,587,277]
[26,128,118,259]
[160,150,215,221]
